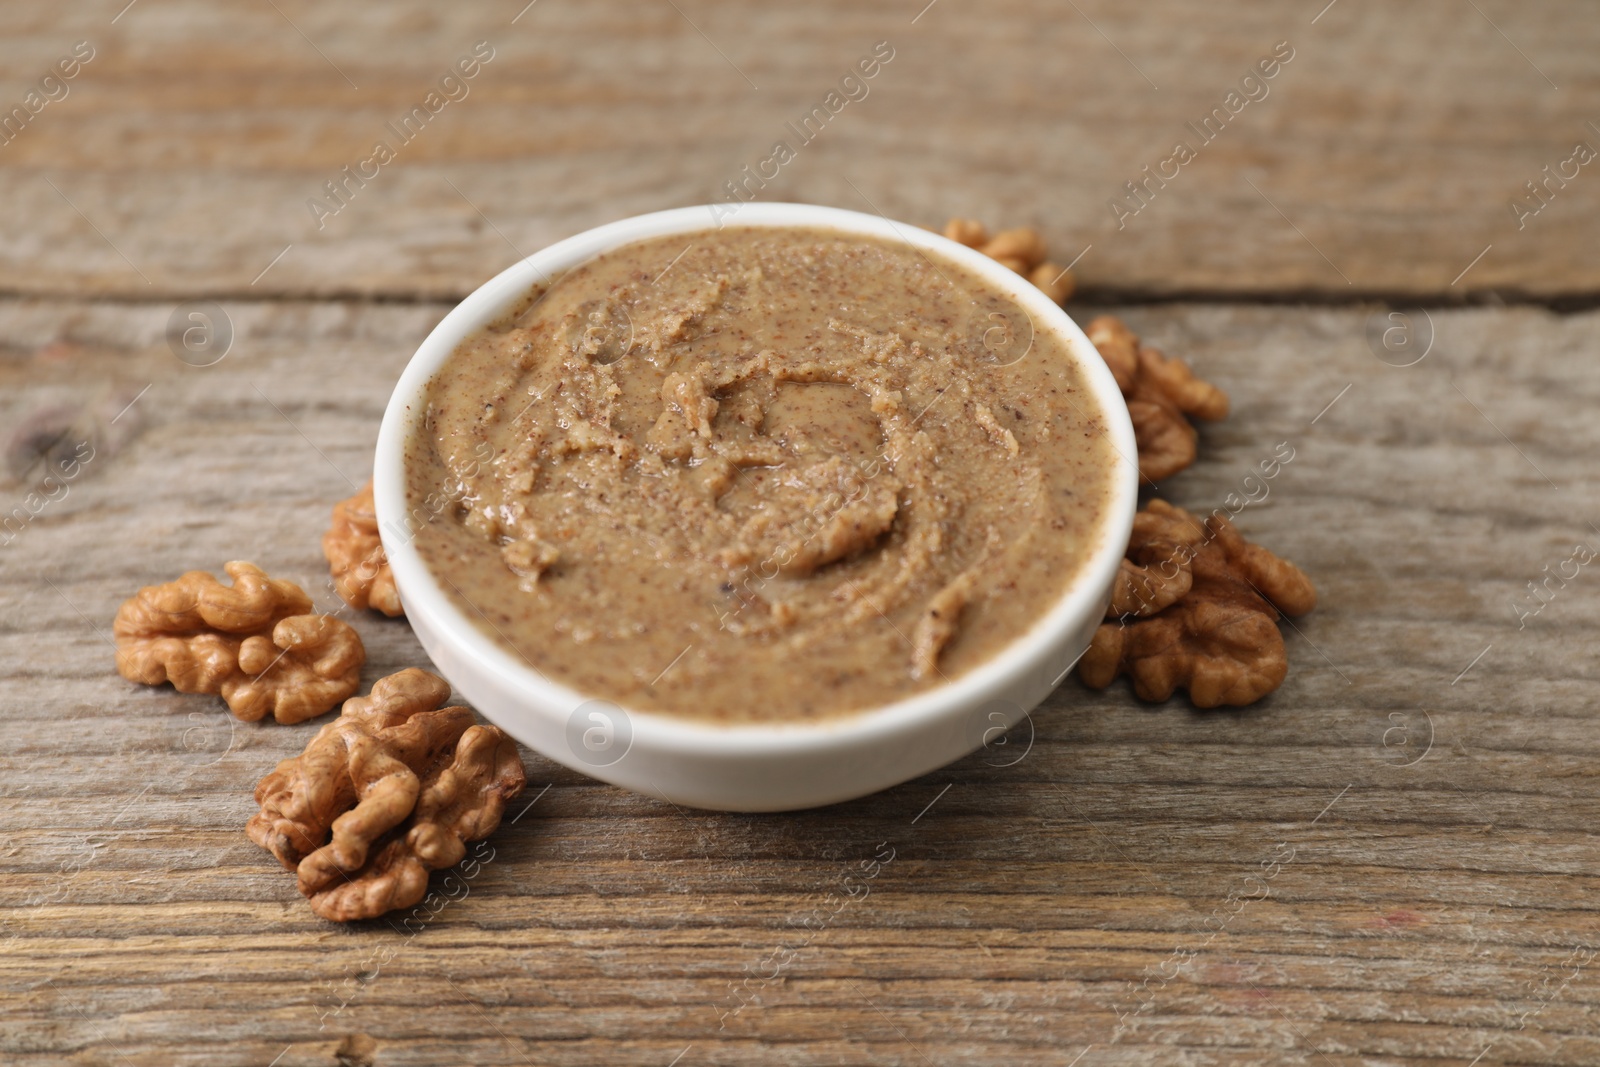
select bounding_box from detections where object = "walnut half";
[247,668,527,921]
[1079,501,1316,708]
[324,480,404,617]
[942,218,1076,305]
[1086,316,1229,484]
[114,561,365,724]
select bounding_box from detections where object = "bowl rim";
[373,201,1139,757]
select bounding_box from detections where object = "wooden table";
[3,2,1597,1064]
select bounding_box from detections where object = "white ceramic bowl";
[374,202,1137,812]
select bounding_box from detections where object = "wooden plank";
[1,298,1597,1063]
[0,2,1597,300]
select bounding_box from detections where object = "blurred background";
[2,0,1595,300]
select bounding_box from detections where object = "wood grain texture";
[4,2,1598,1063]
[1,297,1597,1065]
[1,1,1599,300]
